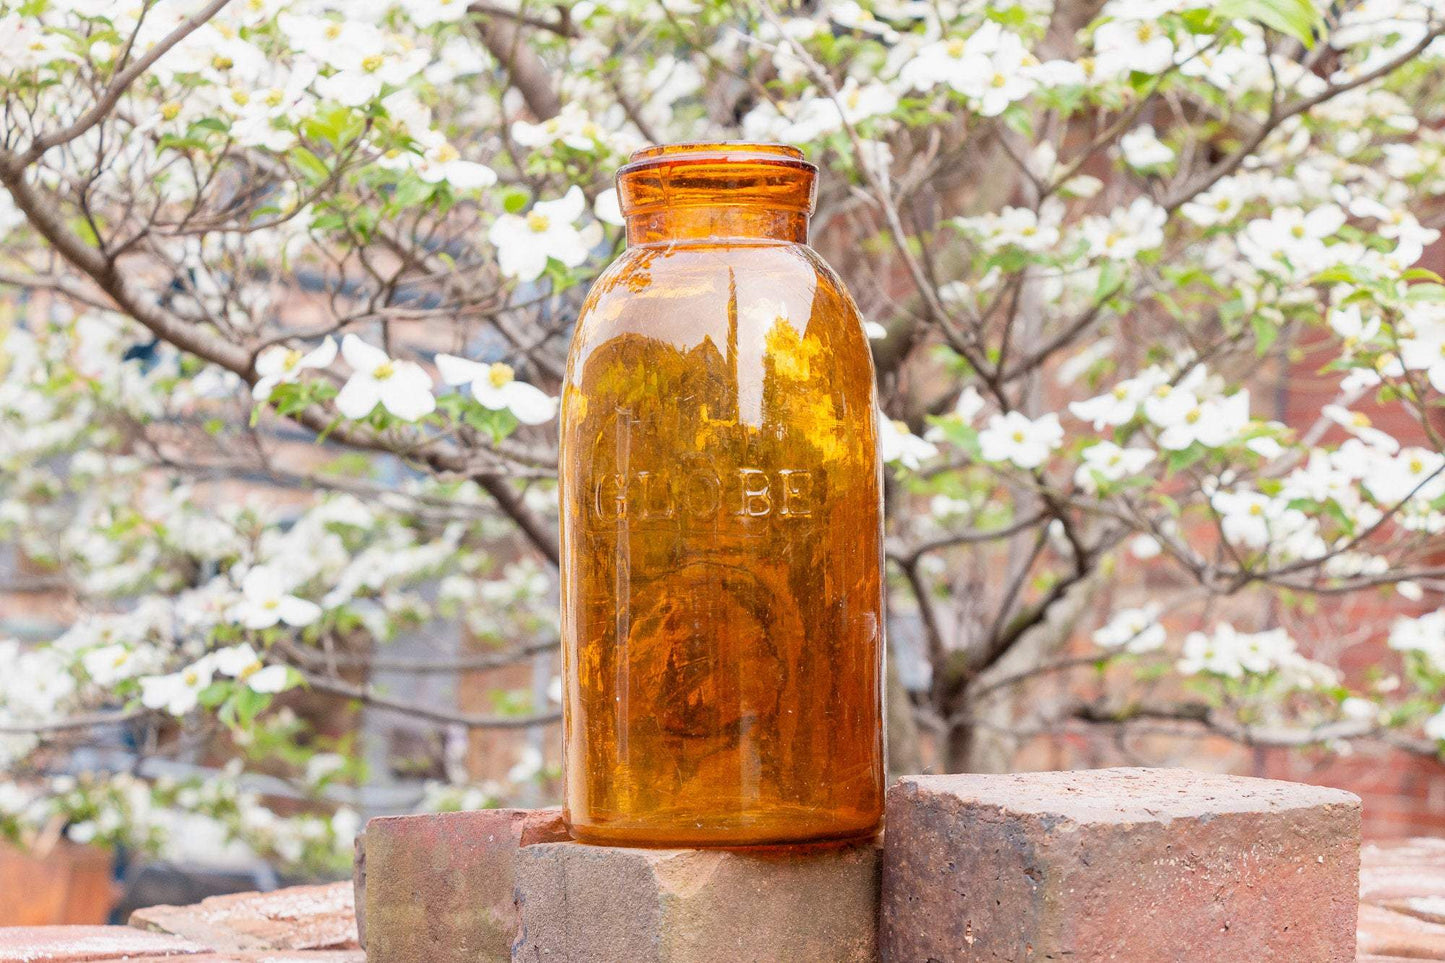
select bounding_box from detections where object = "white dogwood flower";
[488,186,593,282]
[1398,307,1445,392]
[1070,367,1168,429]
[252,336,337,401]
[336,335,436,421]
[1181,180,1245,227]
[1425,707,1445,742]
[413,131,497,190]
[435,354,558,425]
[213,643,293,693]
[593,188,624,226]
[1389,610,1445,670]
[1238,205,1347,276]
[1153,390,1250,451]
[1322,405,1400,454]
[1093,605,1166,653]
[1075,441,1155,491]
[311,24,426,106]
[140,657,216,716]
[954,24,1036,117]
[1120,125,1175,169]
[1364,446,1445,505]
[1210,488,1310,550]
[1079,197,1166,260]
[405,0,472,27]
[879,417,938,469]
[233,566,322,630]
[1093,18,1175,77]
[1177,624,1327,683]
[954,386,986,423]
[979,411,1063,469]
[82,644,147,686]
[901,23,1035,116]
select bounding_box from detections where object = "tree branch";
[1071,699,1439,757]
[22,0,237,163]
[469,3,562,121]
[0,155,561,565]
[299,671,561,729]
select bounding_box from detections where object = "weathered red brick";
[1363,837,1445,868]
[1378,895,1445,927]
[0,925,209,961]
[352,832,366,949]
[128,881,356,952]
[99,948,364,954]
[1361,838,1445,904]
[358,808,569,963]
[1357,903,1445,959]
[512,839,880,963]
[881,767,1361,962]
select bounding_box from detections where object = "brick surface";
[0,925,209,961]
[1357,904,1445,959]
[881,767,1361,962]
[351,833,366,949]
[100,948,361,954]
[1362,838,1445,905]
[358,807,569,963]
[129,882,357,952]
[512,839,880,963]
[0,841,114,926]
[1379,895,1445,927]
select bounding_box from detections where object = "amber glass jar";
[559,143,884,847]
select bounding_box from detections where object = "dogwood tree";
[2,0,1444,870]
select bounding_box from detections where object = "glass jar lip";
[618,142,817,177]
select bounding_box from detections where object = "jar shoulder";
[568,242,869,380]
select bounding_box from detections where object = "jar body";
[559,239,884,847]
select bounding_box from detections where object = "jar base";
[564,810,882,850]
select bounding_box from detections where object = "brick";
[0,841,114,926]
[1362,838,1445,904]
[1378,895,1445,927]
[358,808,569,963]
[1363,837,1445,869]
[512,839,880,963]
[881,767,1361,962]
[129,882,357,952]
[0,925,209,961]
[100,955,363,963]
[352,832,366,949]
[1357,904,1445,959]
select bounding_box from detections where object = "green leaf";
[187,117,229,134]
[391,176,435,209]
[1095,259,1127,300]
[1251,313,1279,355]
[925,416,981,458]
[197,682,230,709]
[1403,268,1445,284]
[1215,0,1322,46]
[1165,443,1207,474]
[1406,283,1445,303]
[502,187,531,214]
[290,146,330,183]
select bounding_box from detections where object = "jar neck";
[616,143,817,248]
[625,205,809,246]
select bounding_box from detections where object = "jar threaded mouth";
[618,142,816,177]
[616,142,818,230]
